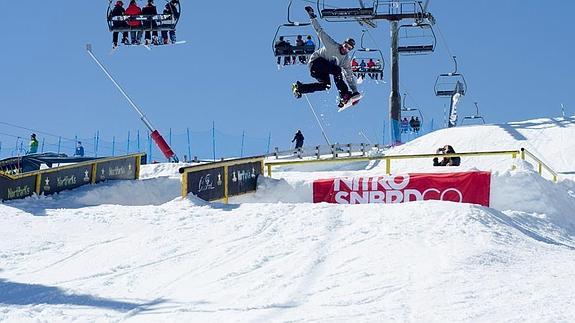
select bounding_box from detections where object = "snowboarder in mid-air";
[292,6,361,109]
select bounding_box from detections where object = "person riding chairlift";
[109,1,129,48]
[125,0,142,45]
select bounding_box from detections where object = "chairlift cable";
[364,28,381,49]
[0,131,23,140]
[0,121,79,143]
[303,94,332,146]
[433,23,455,63]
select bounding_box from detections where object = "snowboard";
[337,93,363,112]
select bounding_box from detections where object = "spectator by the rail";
[75,141,85,157]
[28,134,39,155]
[433,145,461,166]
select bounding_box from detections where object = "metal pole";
[112,136,116,156]
[382,120,385,145]
[148,132,152,163]
[86,44,154,132]
[267,132,271,154]
[57,137,61,154]
[186,127,191,161]
[389,21,401,145]
[86,44,178,162]
[303,94,332,146]
[96,130,100,157]
[241,130,245,157]
[127,130,131,153]
[212,121,216,161]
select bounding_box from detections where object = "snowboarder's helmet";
[344,38,356,49]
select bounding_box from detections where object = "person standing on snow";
[28,134,39,155]
[75,141,85,157]
[292,130,305,149]
[292,6,360,107]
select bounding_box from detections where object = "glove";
[305,6,317,19]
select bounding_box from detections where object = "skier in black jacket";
[292,130,305,149]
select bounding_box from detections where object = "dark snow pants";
[298,57,350,97]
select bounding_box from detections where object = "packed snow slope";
[1,117,575,322]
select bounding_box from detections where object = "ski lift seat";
[109,14,177,32]
[293,44,316,54]
[320,7,376,19]
[435,89,458,97]
[397,44,434,53]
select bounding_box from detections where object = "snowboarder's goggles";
[343,43,354,51]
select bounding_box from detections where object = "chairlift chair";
[317,0,379,22]
[273,1,320,67]
[401,94,424,133]
[434,56,467,97]
[397,23,436,54]
[107,0,181,35]
[351,31,385,80]
[461,102,485,125]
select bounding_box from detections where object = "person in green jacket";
[28,134,39,154]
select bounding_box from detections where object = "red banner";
[313,171,491,206]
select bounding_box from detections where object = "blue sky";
[1,1,573,160]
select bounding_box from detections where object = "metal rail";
[265,148,561,183]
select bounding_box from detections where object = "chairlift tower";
[318,0,436,145]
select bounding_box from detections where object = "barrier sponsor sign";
[1,153,145,202]
[180,157,264,202]
[228,161,261,196]
[39,165,93,196]
[0,175,36,201]
[95,158,138,183]
[313,171,491,206]
[186,166,225,201]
